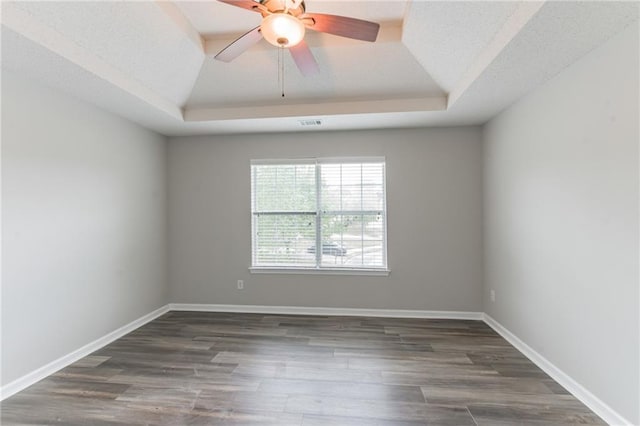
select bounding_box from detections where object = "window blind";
[251,158,387,270]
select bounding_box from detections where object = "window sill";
[249,267,390,276]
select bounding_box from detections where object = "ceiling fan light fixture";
[261,13,305,48]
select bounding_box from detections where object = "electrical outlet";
[237,280,244,290]
[490,289,496,302]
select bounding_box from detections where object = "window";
[251,158,387,273]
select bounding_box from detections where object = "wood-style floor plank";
[1,311,606,425]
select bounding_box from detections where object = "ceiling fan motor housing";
[259,0,305,16]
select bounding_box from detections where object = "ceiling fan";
[214,0,381,76]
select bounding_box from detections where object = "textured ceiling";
[446,1,640,124]
[9,1,204,105]
[1,1,638,136]
[403,1,521,92]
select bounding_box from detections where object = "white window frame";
[250,157,389,276]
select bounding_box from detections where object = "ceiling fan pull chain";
[280,45,285,97]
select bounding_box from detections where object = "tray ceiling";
[1,1,637,136]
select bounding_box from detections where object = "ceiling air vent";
[298,119,323,127]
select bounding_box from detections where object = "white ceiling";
[1,1,638,136]
[403,1,521,92]
[187,41,445,108]
[8,1,204,106]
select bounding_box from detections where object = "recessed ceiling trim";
[447,1,546,108]
[184,96,447,122]
[1,2,183,121]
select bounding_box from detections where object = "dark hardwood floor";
[1,311,605,425]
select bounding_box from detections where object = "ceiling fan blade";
[303,13,380,42]
[289,40,319,76]
[217,0,262,13]
[215,26,263,62]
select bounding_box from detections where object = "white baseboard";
[0,304,170,401]
[168,303,484,320]
[483,314,633,426]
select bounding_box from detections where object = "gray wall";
[483,22,639,424]
[1,70,169,386]
[168,127,483,311]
